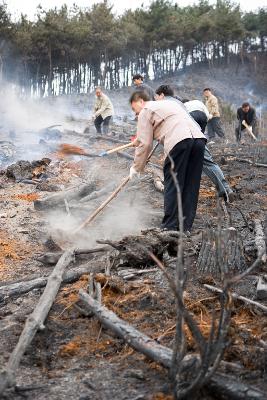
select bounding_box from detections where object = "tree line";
[0,0,266,96]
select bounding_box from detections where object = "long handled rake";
[74,141,160,233]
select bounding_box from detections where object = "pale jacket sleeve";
[133,109,154,172]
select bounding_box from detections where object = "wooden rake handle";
[73,176,130,233]
[105,142,135,155]
[242,120,257,141]
[74,141,160,233]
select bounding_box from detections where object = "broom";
[58,142,135,157]
[58,143,94,157]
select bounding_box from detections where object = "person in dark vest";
[235,102,258,142]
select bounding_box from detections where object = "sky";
[5,0,267,20]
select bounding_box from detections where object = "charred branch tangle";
[79,291,266,400]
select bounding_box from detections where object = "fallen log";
[79,289,174,368]
[0,263,104,302]
[254,219,267,263]
[0,250,75,392]
[207,372,265,400]
[38,246,108,265]
[79,291,265,400]
[79,183,115,203]
[204,284,267,313]
[234,158,267,168]
[34,182,96,210]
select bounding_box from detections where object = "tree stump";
[197,227,246,278]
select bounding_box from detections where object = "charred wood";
[38,246,108,265]
[79,291,265,400]
[0,262,104,303]
[204,284,267,313]
[197,228,246,277]
[254,219,267,263]
[34,182,96,210]
[207,372,265,399]
[232,158,267,168]
[0,250,74,393]
[96,229,179,267]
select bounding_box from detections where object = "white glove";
[129,166,140,179]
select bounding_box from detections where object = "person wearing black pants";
[154,88,234,203]
[162,138,206,232]
[94,115,112,134]
[92,87,114,135]
[129,91,206,234]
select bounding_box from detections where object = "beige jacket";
[94,94,114,119]
[133,100,206,172]
[205,94,220,118]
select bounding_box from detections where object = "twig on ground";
[204,283,267,313]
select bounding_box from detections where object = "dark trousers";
[190,111,207,133]
[94,115,112,134]
[207,117,225,139]
[162,138,206,232]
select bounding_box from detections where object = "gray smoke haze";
[0,83,94,165]
[46,183,157,249]
[45,160,162,249]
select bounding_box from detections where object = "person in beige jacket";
[93,87,114,134]
[129,90,206,233]
[203,88,225,140]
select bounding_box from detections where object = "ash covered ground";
[0,70,267,400]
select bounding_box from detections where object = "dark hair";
[203,88,211,92]
[129,91,150,103]
[132,74,143,81]
[181,98,190,103]
[155,84,174,97]
[242,102,250,108]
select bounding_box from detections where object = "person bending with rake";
[129,91,206,234]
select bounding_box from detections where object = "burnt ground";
[0,116,266,400]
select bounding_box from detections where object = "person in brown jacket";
[129,91,206,233]
[203,88,225,140]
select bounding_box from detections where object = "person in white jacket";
[155,85,234,202]
[182,99,210,133]
[93,87,114,134]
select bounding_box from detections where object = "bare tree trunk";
[48,41,53,96]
